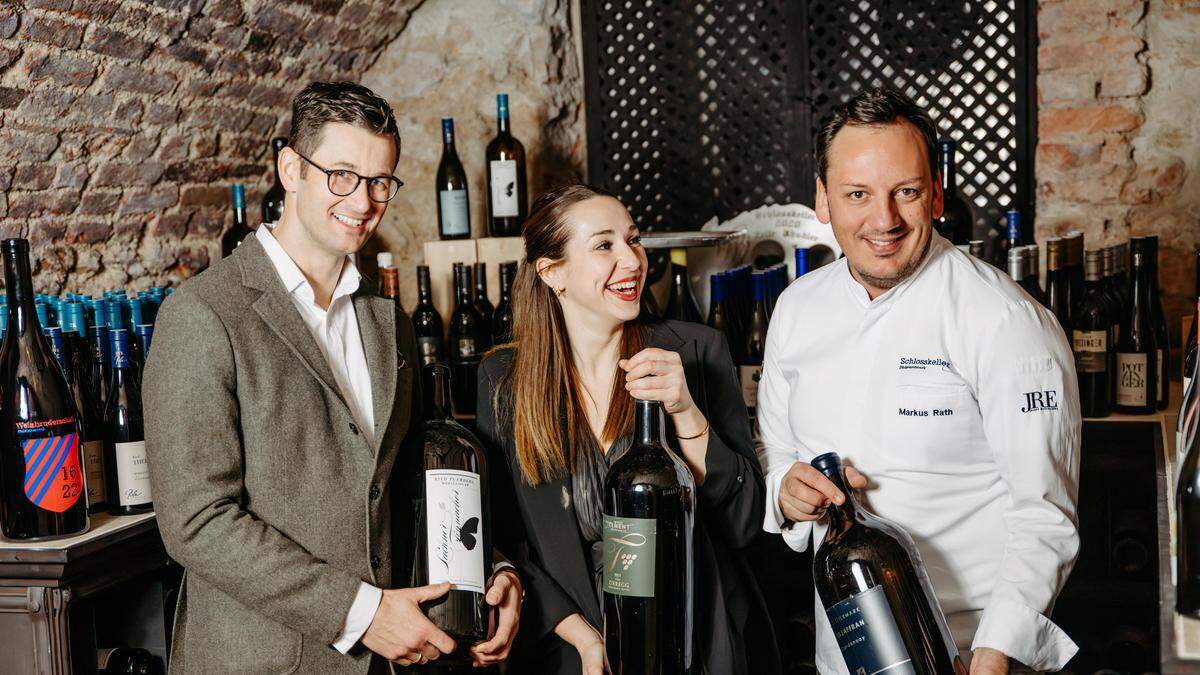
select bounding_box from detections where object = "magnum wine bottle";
[492,261,516,346]
[221,184,253,258]
[448,264,483,416]
[1176,296,1200,615]
[934,139,973,248]
[485,93,528,237]
[811,452,966,675]
[437,118,471,240]
[472,262,494,351]
[401,363,492,662]
[103,328,152,514]
[664,248,702,323]
[1073,250,1114,418]
[1116,242,1158,415]
[1046,238,1071,330]
[603,399,695,675]
[0,239,89,540]
[413,265,444,368]
[741,272,768,418]
[261,137,287,225]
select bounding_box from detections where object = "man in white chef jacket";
[758,87,1080,675]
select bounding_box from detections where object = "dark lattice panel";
[581,0,1036,242]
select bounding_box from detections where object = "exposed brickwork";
[1036,0,1200,353]
[0,0,424,292]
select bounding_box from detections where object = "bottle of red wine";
[492,261,516,346]
[61,303,107,513]
[413,265,444,368]
[741,272,768,418]
[1022,245,1047,307]
[1045,238,1071,331]
[261,137,287,225]
[87,318,112,421]
[0,238,89,540]
[437,118,471,240]
[401,363,491,663]
[221,184,253,258]
[379,265,402,313]
[1143,236,1171,410]
[472,262,494,351]
[448,264,483,416]
[664,248,702,323]
[706,273,730,340]
[1116,242,1158,415]
[103,328,152,514]
[1063,232,1085,326]
[97,646,165,675]
[810,452,966,675]
[1073,250,1114,418]
[603,399,695,675]
[934,139,974,248]
[1175,295,1200,615]
[485,94,527,237]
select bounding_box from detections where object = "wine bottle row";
[1,240,161,540]
[437,94,529,240]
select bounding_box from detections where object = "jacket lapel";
[354,292,398,455]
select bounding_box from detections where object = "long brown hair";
[494,184,645,486]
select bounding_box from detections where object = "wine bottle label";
[425,469,485,593]
[417,337,441,366]
[1116,353,1148,406]
[739,365,762,408]
[489,160,519,218]
[602,515,656,597]
[1072,330,1107,373]
[826,585,916,675]
[439,189,469,236]
[82,439,106,506]
[457,337,476,358]
[1156,348,1164,402]
[115,440,153,507]
[17,417,83,513]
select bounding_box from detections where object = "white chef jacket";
[757,233,1081,673]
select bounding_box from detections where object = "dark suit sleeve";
[144,289,361,644]
[692,331,766,550]
[476,357,583,642]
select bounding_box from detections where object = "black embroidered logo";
[1021,390,1059,413]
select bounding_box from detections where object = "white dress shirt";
[255,226,381,653]
[757,234,1081,672]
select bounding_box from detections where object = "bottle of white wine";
[437,118,470,240]
[485,94,527,237]
[811,452,966,675]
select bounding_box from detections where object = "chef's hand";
[969,648,1009,675]
[469,568,522,666]
[778,461,868,523]
[620,348,694,415]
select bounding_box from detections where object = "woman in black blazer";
[475,184,780,675]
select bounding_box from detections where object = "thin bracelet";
[676,420,709,440]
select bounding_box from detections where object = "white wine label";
[489,160,519,218]
[17,418,83,513]
[739,365,762,408]
[602,515,656,597]
[417,336,440,366]
[826,585,917,675]
[1116,353,1148,407]
[1072,330,1108,373]
[115,440,153,507]
[425,469,485,593]
[82,439,106,506]
[439,189,469,236]
[1156,348,1164,402]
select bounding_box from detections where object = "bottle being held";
[934,139,974,249]
[485,94,528,237]
[602,399,695,675]
[221,184,253,258]
[1115,241,1159,415]
[413,265,445,369]
[103,328,152,514]
[437,118,471,240]
[261,137,287,226]
[0,238,89,540]
[1072,250,1115,418]
[810,452,967,675]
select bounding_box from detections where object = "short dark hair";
[288,81,400,169]
[814,87,938,185]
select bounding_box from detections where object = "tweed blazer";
[144,236,419,674]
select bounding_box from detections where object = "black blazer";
[476,320,780,675]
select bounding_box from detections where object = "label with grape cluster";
[602,515,656,597]
[17,416,83,513]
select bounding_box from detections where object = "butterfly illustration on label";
[504,182,515,198]
[458,516,479,551]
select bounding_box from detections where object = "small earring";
[555,287,566,297]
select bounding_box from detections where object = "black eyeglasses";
[296,152,404,203]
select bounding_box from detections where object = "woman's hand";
[554,614,610,675]
[620,348,695,415]
[578,635,609,675]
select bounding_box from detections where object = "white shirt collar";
[842,232,950,309]
[255,224,361,306]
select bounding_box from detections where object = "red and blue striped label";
[22,431,83,513]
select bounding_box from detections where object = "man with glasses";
[145,81,522,674]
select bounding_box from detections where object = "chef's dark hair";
[814,87,938,185]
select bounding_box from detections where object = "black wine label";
[826,585,916,675]
[16,416,83,513]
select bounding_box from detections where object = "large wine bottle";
[1116,242,1158,415]
[740,272,768,418]
[485,93,528,237]
[934,139,973,248]
[401,363,491,662]
[261,136,287,225]
[0,238,89,540]
[221,183,253,258]
[448,264,483,416]
[811,452,966,675]
[1073,250,1114,418]
[602,399,695,675]
[413,265,444,368]
[1176,296,1200,615]
[492,261,516,346]
[436,118,471,240]
[103,328,152,514]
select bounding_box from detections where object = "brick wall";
[0,0,423,293]
[1036,0,1200,351]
